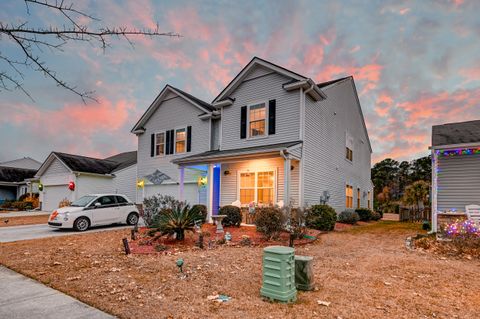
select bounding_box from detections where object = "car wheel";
[73,217,90,232]
[126,212,139,225]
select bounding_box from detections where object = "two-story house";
[132,57,373,219]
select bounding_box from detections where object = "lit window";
[367,191,371,209]
[357,188,361,208]
[239,170,275,205]
[249,103,266,137]
[175,128,186,153]
[346,185,353,209]
[155,132,165,156]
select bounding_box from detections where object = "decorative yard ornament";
[68,181,75,191]
[224,232,232,241]
[145,169,171,185]
[197,176,208,188]
[136,179,145,189]
[176,258,187,278]
[38,183,43,191]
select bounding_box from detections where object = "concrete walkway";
[0,224,130,243]
[0,266,115,319]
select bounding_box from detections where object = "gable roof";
[317,76,351,89]
[213,57,309,103]
[36,151,137,177]
[432,120,480,147]
[0,166,37,183]
[0,157,42,170]
[131,85,213,133]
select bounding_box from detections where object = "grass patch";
[346,221,425,234]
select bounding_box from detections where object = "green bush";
[306,204,337,231]
[370,211,382,221]
[219,205,242,227]
[153,205,203,241]
[355,208,373,221]
[142,195,186,227]
[254,206,286,240]
[338,210,360,224]
[190,204,207,224]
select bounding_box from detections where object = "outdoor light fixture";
[224,170,230,176]
[38,183,43,191]
[197,176,208,187]
[136,179,145,189]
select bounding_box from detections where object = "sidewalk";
[0,210,50,217]
[0,266,115,319]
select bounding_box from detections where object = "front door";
[90,195,119,225]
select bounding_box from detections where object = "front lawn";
[0,221,478,318]
[0,215,48,227]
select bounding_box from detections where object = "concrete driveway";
[0,224,130,243]
[0,266,114,319]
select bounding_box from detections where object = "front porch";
[172,141,303,222]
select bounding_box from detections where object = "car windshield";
[70,195,97,207]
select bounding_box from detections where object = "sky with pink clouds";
[1,0,479,165]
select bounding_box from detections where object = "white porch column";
[431,149,438,232]
[178,166,185,202]
[284,156,291,207]
[206,163,214,222]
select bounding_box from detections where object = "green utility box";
[260,246,297,303]
[294,255,315,291]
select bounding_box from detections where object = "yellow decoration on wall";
[136,179,145,189]
[197,176,207,188]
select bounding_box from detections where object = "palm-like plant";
[155,205,203,241]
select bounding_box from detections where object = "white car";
[48,194,140,231]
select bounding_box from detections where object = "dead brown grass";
[0,221,479,318]
[0,215,48,227]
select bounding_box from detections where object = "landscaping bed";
[130,224,321,254]
[0,214,48,227]
[1,221,479,318]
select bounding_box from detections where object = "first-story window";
[239,170,275,205]
[175,128,186,153]
[155,132,165,156]
[346,184,353,209]
[249,103,266,137]
[367,191,371,209]
[357,188,361,208]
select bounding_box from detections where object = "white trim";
[212,99,233,108]
[236,167,277,206]
[246,100,269,140]
[299,87,305,140]
[219,106,223,150]
[431,149,438,232]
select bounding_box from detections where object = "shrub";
[219,205,242,227]
[370,211,382,221]
[355,208,373,221]
[338,210,360,224]
[143,195,186,227]
[12,201,29,210]
[58,198,71,208]
[254,206,286,240]
[153,205,203,241]
[285,206,308,239]
[306,204,337,231]
[24,195,39,209]
[190,204,207,224]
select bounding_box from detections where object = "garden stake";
[131,229,136,240]
[122,238,131,255]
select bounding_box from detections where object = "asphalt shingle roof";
[317,76,351,89]
[169,86,215,112]
[432,120,480,147]
[0,166,37,183]
[53,151,137,175]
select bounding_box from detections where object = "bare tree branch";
[0,0,181,103]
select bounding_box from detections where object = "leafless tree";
[0,0,180,102]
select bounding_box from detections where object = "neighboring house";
[0,157,42,170]
[36,151,137,211]
[132,57,373,219]
[0,166,38,203]
[431,120,480,230]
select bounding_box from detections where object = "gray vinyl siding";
[219,158,299,207]
[211,118,220,150]
[42,158,70,176]
[437,153,480,211]
[220,71,300,151]
[243,65,274,81]
[142,183,202,206]
[303,79,372,212]
[137,95,211,185]
[112,165,137,203]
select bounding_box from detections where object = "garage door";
[43,185,71,211]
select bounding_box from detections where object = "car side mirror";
[94,202,101,208]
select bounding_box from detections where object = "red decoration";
[68,181,75,191]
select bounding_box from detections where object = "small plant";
[142,195,187,227]
[58,198,71,208]
[196,232,205,249]
[254,206,286,240]
[219,205,242,227]
[370,211,382,221]
[152,205,203,241]
[239,235,251,246]
[285,206,308,240]
[355,208,373,221]
[338,210,360,224]
[306,204,337,231]
[422,220,431,231]
[216,238,226,245]
[154,244,168,252]
[190,204,208,224]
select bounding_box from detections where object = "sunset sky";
[1,0,479,165]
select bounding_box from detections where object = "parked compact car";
[48,194,139,231]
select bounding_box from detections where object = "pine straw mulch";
[413,234,480,260]
[130,224,321,254]
[0,214,48,227]
[1,221,480,318]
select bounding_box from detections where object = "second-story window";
[175,128,186,153]
[346,132,353,161]
[249,103,266,137]
[156,132,165,156]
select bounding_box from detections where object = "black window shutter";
[170,129,175,154]
[268,99,276,135]
[165,130,171,155]
[150,134,155,157]
[240,106,247,139]
[186,126,192,152]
